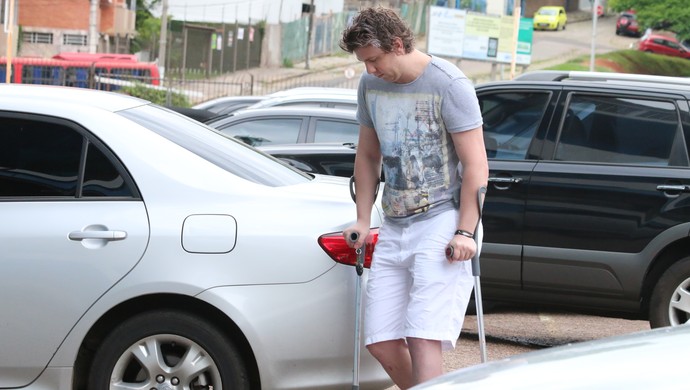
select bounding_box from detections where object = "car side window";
[0,115,135,198]
[555,95,689,166]
[479,91,549,160]
[217,118,302,146]
[313,119,359,144]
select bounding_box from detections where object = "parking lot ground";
[385,307,650,389]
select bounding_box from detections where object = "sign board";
[427,5,533,66]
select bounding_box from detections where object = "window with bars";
[23,32,53,44]
[63,34,87,46]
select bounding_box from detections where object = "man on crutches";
[341,7,489,389]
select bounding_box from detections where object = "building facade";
[15,0,136,57]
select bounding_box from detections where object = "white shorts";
[364,208,479,351]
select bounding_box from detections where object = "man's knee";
[366,339,407,360]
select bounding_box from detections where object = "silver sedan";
[0,84,389,390]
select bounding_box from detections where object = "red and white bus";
[0,53,160,89]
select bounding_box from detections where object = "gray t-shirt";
[357,55,483,219]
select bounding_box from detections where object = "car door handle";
[656,184,690,192]
[489,176,523,191]
[489,177,523,184]
[68,230,127,241]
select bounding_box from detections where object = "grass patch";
[544,49,690,76]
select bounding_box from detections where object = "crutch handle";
[349,232,359,243]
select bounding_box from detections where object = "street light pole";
[305,0,314,69]
[158,0,169,79]
[89,0,98,53]
[590,0,599,71]
[4,0,15,83]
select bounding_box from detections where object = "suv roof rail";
[515,70,690,86]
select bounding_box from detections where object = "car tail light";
[318,228,379,269]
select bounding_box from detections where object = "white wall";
[161,0,344,24]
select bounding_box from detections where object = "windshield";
[118,104,311,187]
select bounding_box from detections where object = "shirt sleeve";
[442,77,483,133]
[355,75,375,128]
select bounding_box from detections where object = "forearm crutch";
[472,186,488,362]
[348,176,379,390]
[446,186,488,362]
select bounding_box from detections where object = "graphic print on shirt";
[369,91,452,217]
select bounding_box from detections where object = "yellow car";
[533,6,567,31]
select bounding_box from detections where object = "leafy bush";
[118,83,191,107]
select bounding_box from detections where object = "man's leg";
[366,339,415,389]
[407,337,443,384]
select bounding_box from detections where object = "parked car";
[192,95,266,116]
[0,84,391,390]
[258,142,358,177]
[206,106,359,147]
[637,31,690,59]
[475,70,690,329]
[243,87,358,110]
[166,105,221,122]
[532,6,567,31]
[615,10,641,37]
[412,324,690,389]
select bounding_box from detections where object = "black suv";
[478,71,690,328]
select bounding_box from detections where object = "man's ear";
[392,37,405,55]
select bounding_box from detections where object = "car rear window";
[118,105,311,187]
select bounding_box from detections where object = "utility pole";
[305,0,314,69]
[88,0,98,53]
[4,0,16,83]
[158,0,169,79]
[590,0,599,71]
[510,3,521,80]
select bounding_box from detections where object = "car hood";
[412,325,690,389]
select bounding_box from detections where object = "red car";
[616,10,640,37]
[638,33,690,59]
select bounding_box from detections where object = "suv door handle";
[656,184,690,192]
[489,177,523,184]
[489,176,523,191]
[69,230,127,241]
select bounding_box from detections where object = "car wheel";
[88,310,249,389]
[649,257,690,328]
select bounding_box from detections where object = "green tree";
[132,15,161,55]
[609,0,690,40]
[131,0,162,54]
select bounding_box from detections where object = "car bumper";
[534,22,558,29]
[196,265,391,390]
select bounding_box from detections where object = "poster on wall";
[427,6,467,58]
[427,5,533,66]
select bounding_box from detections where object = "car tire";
[649,257,690,328]
[87,310,249,389]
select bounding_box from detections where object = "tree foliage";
[609,0,690,40]
[132,0,162,54]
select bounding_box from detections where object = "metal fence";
[105,64,362,106]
